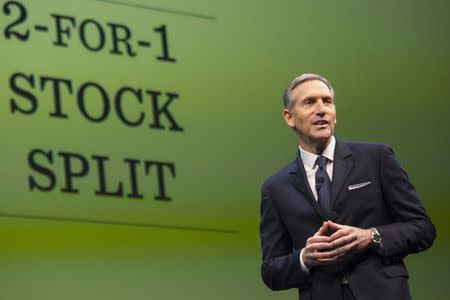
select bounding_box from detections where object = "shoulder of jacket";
[339,139,391,153]
[262,159,297,189]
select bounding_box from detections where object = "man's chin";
[312,132,332,142]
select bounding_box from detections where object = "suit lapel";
[291,152,325,220]
[331,140,353,208]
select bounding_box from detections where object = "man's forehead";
[291,80,333,99]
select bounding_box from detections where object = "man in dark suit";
[259,74,436,300]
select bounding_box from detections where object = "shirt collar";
[299,136,336,169]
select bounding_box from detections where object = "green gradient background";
[1,0,449,299]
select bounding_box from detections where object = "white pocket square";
[348,181,372,190]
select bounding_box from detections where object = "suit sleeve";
[375,145,436,258]
[260,183,309,291]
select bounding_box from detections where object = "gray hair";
[283,73,335,111]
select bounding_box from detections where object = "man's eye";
[304,99,312,104]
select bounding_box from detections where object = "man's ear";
[283,109,295,128]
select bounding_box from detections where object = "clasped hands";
[302,221,372,268]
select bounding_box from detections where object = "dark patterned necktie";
[315,155,332,215]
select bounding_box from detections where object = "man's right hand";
[302,222,337,268]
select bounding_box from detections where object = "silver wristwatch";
[370,227,382,245]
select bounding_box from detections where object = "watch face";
[373,235,381,243]
[371,228,382,244]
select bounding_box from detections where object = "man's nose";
[315,100,327,115]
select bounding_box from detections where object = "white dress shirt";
[298,136,336,272]
[299,136,335,200]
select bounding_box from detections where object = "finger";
[307,242,333,252]
[329,228,351,241]
[326,221,344,231]
[327,239,359,257]
[307,236,332,244]
[311,248,345,260]
[329,234,357,249]
[313,250,338,260]
[303,253,338,267]
[315,257,338,265]
[314,223,329,236]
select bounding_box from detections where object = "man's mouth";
[313,120,329,126]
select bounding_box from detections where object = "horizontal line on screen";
[0,212,239,234]
[95,0,216,21]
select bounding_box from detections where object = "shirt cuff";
[299,248,310,274]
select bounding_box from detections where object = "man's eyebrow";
[301,95,331,100]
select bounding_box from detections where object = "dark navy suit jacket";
[260,139,435,300]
